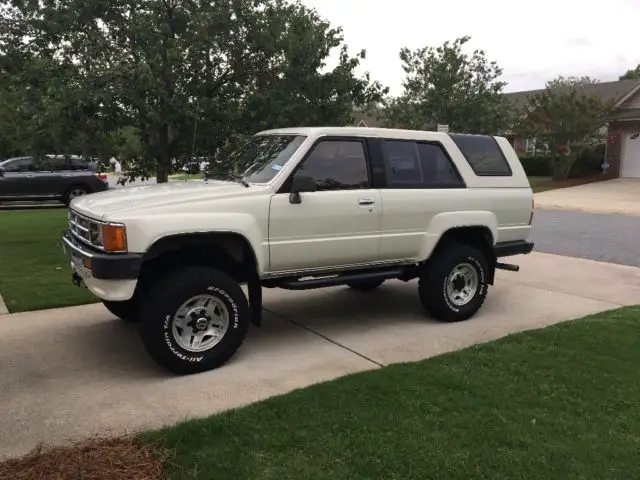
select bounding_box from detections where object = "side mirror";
[289,174,315,204]
[0,167,4,177]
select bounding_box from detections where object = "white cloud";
[300,0,640,94]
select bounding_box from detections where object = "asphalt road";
[530,208,640,267]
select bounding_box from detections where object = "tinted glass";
[448,133,512,176]
[1,158,33,172]
[297,140,369,190]
[235,134,307,183]
[416,143,463,186]
[384,140,463,188]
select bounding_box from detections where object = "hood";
[70,179,271,220]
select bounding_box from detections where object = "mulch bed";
[0,435,169,480]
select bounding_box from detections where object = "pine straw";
[0,434,170,480]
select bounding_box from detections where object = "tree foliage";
[546,75,600,88]
[381,36,514,134]
[619,65,640,80]
[518,76,614,180]
[0,0,387,182]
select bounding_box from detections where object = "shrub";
[519,154,552,176]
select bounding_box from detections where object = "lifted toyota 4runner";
[62,127,535,375]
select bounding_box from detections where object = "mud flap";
[247,273,262,327]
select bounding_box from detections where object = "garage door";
[621,132,640,178]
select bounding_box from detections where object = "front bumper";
[61,229,142,301]
[61,228,143,280]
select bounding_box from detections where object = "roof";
[503,79,640,110]
[258,126,454,141]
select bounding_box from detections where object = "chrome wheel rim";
[446,262,479,306]
[69,188,87,200]
[171,294,230,352]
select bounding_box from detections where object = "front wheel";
[418,243,489,322]
[139,266,250,375]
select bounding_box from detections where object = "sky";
[300,0,640,95]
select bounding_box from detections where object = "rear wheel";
[346,279,385,292]
[63,185,90,205]
[418,243,489,322]
[138,266,250,375]
[102,299,139,323]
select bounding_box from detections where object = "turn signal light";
[101,224,127,252]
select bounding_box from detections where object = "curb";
[0,293,8,315]
[534,204,640,217]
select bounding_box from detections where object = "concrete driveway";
[1,252,640,459]
[535,178,640,215]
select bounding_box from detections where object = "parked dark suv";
[0,155,109,205]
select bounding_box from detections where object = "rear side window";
[448,133,512,176]
[383,140,464,188]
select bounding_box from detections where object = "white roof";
[257,126,458,141]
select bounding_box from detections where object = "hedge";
[519,144,605,178]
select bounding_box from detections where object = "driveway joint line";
[493,277,626,307]
[262,307,385,368]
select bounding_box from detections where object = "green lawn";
[169,172,204,181]
[0,209,97,312]
[528,175,553,193]
[144,306,640,480]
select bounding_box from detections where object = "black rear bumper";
[493,240,534,258]
[61,229,143,280]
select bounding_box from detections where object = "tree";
[619,65,640,80]
[381,36,514,134]
[1,0,386,182]
[518,77,614,180]
[546,75,600,88]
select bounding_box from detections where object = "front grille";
[68,209,104,250]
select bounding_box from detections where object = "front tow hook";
[72,272,84,288]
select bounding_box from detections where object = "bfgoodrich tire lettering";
[139,266,250,375]
[418,243,489,322]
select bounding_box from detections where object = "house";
[350,111,381,128]
[503,79,640,179]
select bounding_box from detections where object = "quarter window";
[297,140,370,190]
[383,140,464,188]
[448,133,512,176]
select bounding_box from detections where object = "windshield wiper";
[229,173,250,187]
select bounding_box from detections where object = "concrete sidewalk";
[535,179,640,216]
[1,252,639,459]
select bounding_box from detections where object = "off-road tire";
[346,279,385,292]
[102,298,139,323]
[139,266,250,375]
[418,243,489,322]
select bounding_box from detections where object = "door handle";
[25,175,35,179]
[62,174,71,177]
[358,198,375,205]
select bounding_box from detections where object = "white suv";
[62,127,535,375]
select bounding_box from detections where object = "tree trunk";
[156,123,170,183]
[552,153,577,181]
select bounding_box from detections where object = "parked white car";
[62,127,535,374]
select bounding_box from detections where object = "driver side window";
[297,140,370,191]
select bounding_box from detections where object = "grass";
[0,209,97,313]
[169,172,204,181]
[528,175,605,193]
[135,306,640,480]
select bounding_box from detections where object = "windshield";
[229,134,307,184]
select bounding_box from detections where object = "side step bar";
[277,267,404,291]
